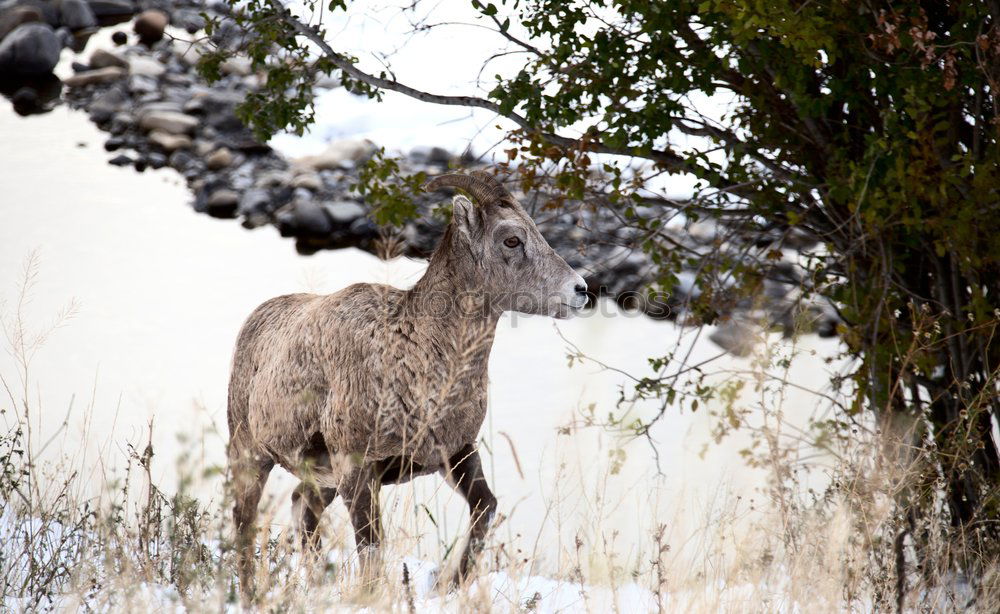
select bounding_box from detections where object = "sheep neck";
[405,231,500,333]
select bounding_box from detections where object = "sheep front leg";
[341,467,383,584]
[442,444,497,583]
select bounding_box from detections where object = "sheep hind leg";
[340,467,383,586]
[440,444,497,585]
[291,482,338,551]
[230,446,274,605]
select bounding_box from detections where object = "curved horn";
[423,171,516,206]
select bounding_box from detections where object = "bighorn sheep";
[227,170,587,599]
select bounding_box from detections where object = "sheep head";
[424,171,588,318]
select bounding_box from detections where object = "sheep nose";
[574,283,588,296]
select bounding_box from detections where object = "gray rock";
[191,139,212,156]
[220,55,251,76]
[708,320,757,357]
[324,201,365,224]
[173,40,204,66]
[103,135,124,151]
[148,130,191,152]
[133,8,165,45]
[168,149,197,173]
[0,6,43,41]
[290,172,321,191]
[238,188,272,225]
[163,72,192,88]
[228,163,254,191]
[817,317,838,338]
[58,0,95,30]
[89,48,126,69]
[205,147,232,170]
[409,145,452,166]
[87,86,126,122]
[139,110,197,134]
[147,152,167,169]
[171,8,203,34]
[206,189,239,217]
[86,0,134,18]
[294,138,376,171]
[241,74,262,89]
[207,0,230,16]
[63,65,126,86]
[108,153,132,166]
[9,85,36,107]
[0,22,60,75]
[207,114,243,135]
[53,25,71,48]
[254,169,291,189]
[349,216,378,238]
[128,55,164,77]
[279,199,332,236]
[183,89,242,125]
[137,101,182,117]
[209,19,244,49]
[127,73,156,93]
[110,29,126,45]
[108,112,133,134]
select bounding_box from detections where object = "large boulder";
[0,6,42,40]
[57,0,95,30]
[132,8,165,45]
[0,22,60,75]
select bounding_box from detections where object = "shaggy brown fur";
[227,171,586,601]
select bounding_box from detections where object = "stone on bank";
[139,110,198,134]
[0,22,59,75]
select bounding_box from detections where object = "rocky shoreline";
[0,0,839,355]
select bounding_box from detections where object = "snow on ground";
[0,511,792,613]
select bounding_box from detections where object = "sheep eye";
[503,236,522,248]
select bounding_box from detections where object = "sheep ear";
[451,195,482,238]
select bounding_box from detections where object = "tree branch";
[268,1,687,169]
